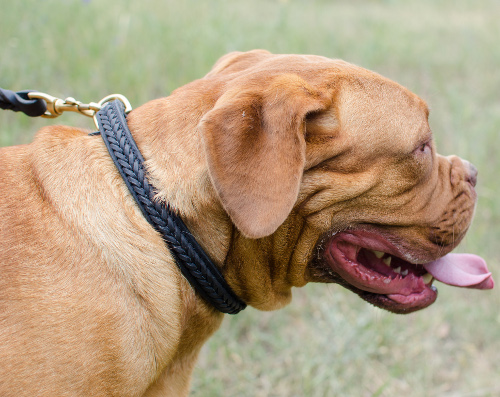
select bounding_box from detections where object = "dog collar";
[94,100,246,314]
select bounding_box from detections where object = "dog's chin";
[309,228,440,314]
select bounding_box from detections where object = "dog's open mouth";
[323,230,494,313]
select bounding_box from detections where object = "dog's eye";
[415,141,431,155]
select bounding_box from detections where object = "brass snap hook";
[27,92,132,129]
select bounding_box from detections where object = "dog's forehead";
[335,76,430,147]
[209,52,431,151]
[217,53,429,118]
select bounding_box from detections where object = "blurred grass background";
[1,0,499,395]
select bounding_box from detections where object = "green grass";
[1,0,499,395]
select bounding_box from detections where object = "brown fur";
[0,50,478,395]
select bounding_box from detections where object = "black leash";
[94,100,246,314]
[0,88,47,117]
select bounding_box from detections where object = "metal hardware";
[27,92,132,128]
[93,95,133,129]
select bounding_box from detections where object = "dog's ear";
[199,74,330,238]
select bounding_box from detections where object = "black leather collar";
[94,100,246,314]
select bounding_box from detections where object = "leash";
[0,88,47,117]
[0,88,133,126]
[1,88,246,314]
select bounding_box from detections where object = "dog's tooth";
[401,269,409,276]
[383,279,391,284]
[422,273,433,284]
[383,256,392,266]
[373,250,384,259]
[393,266,401,274]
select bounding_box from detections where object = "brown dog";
[0,50,493,396]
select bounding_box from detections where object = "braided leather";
[95,101,246,314]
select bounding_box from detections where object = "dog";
[0,50,493,396]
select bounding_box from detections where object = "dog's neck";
[126,97,232,267]
[96,100,245,314]
[125,96,319,312]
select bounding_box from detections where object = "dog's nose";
[465,161,478,187]
[448,157,478,188]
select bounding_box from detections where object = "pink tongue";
[424,253,494,289]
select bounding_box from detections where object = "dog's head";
[160,50,494,313]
